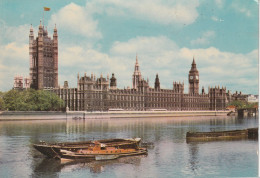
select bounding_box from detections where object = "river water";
[0,116,258,178]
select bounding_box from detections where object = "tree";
[227,100,258,109]
[0,91,5,110]
[2,89,64,111]
[3,90,20,111]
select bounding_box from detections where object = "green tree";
[3,90,20,111]
[227,100,258,109]
[0,91,5,110]
[3,89,64,111]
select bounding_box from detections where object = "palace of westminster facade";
[14,22,243,111]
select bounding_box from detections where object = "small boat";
[95,155,119,161]
[33,138,142,158]
[186,128,258,142]
[59,141,147,163]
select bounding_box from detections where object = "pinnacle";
[192,57,196,65]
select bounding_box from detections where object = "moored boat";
[33,138,142,158]
[59,141,147,163]
[186,128,258,142]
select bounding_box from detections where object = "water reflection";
[0,116,258,177]
[31,158,60,178]
[188,143,199,172]
[32,155,145,175]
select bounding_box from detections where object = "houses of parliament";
[15,22,242,111]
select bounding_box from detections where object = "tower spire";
[192,56,196,66]
[132,54,142,89]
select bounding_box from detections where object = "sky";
[0,0,258,94]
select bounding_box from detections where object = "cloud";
[0,26,257,94]
[215,0,225,8]
[58,43,132,88]
[0,20,31,44]
[48,3,102,38]
[86,0,200,25]
[108,36,258,94]
[56,35,257,94]
[190,31,215,46]
[0,42,29,91]
[110,36,178,55]
[231,2,253,17]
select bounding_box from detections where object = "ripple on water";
[0,116,258,178]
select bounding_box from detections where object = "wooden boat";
[59,141,147,163]
[186,128,258,142]
[33,138,141,158]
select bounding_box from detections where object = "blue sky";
[0,0,258,94]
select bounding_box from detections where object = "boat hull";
[60,149,148,163]
[186,128,258,142]
[33,144,61,158]
[33,138,142,158]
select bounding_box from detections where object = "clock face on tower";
[196,75,199,80]
[190,76,193,79]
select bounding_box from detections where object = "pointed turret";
[132,54,142,89]
[29,24,34,38]
[29,24,34,69]
[110,73,117,90]
[38,20,43,37]
[202,86,205,94]
[53,24,58,88]
[190,56,198,72]
[53,24,58,41]
[91,73,93,80]
[134,54,140,72]
[43,26,48,36]
[154,73,160,90]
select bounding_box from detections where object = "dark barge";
[186,128,258,142]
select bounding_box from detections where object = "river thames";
[0,116,258,177]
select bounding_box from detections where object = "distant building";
[49,57,230,111]
[13,76,31,90]
[231,91,248,102]
[247,95,258,103]
[27,22,247,111]
[13,76,23,90]
[29,21,58,89]
[24,77,31,89]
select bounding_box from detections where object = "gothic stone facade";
[50,57,228,111]
[29,22,58,89]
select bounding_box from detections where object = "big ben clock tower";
[188,57,199,95]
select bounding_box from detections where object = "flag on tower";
[44,7,50,11]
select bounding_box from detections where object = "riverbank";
[0,111,66,121]
[0,110,230,121]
